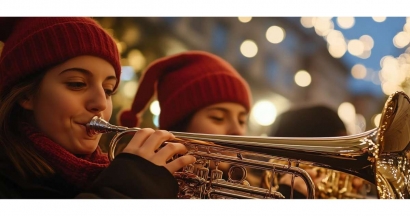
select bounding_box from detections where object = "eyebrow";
[59,67,118,82]
[207,107,248,116]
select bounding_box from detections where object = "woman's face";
[186,102,248,135]
[20,55,117,154]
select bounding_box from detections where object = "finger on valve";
[165,155,196,173]
[152,142,188,164]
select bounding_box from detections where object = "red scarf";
[21,123,110,190]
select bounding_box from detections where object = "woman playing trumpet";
[0,17,195,198]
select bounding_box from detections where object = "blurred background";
[90,17,410,137]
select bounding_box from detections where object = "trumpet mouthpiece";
[86,116,128,136]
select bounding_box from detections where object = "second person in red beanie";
[119,50,252,135]
[119,50,253,189]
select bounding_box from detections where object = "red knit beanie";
[0,17,121,93]
[119,51,252,130]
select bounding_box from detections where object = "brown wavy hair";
[0,71,54,178]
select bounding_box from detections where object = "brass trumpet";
[87,91,410,199]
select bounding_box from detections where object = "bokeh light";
[251,100,277,126]
[337,17,355,29]
[347,39,365,56]
[373,113,382,127]
[150,100,161,115]
[300,17,316,28]
[359,35,374,51]
[266,26,285,44]
[294,70,312,87]
[372,17,386,22]
[351,64,367,79]
[240,40,258,58]
[393,31,410,48]
[238,17,252,23]
[122,81,138,99]
[338,102,356,123]
[127,49,146,71]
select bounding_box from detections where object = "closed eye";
[105,89,116,97]
[210,116,224,121]
[66,82,86,90]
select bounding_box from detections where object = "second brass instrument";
[87,91,410,199]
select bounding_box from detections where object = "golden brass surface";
[87,91,410,199]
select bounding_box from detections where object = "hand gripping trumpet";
[86,91,410,199]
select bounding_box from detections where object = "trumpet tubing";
[260,160,370,199]
[87,91,410,199]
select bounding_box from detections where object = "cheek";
[103,100,113,120]
[238,123,247,134]
[35,90,77,116]
[32,89,83,133]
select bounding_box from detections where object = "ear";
[18,95,34,110]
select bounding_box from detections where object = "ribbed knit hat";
[119,51,252,130]
[0,17,121,93]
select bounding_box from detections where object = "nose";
[86,86,107,114]
[227,119,246,136]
